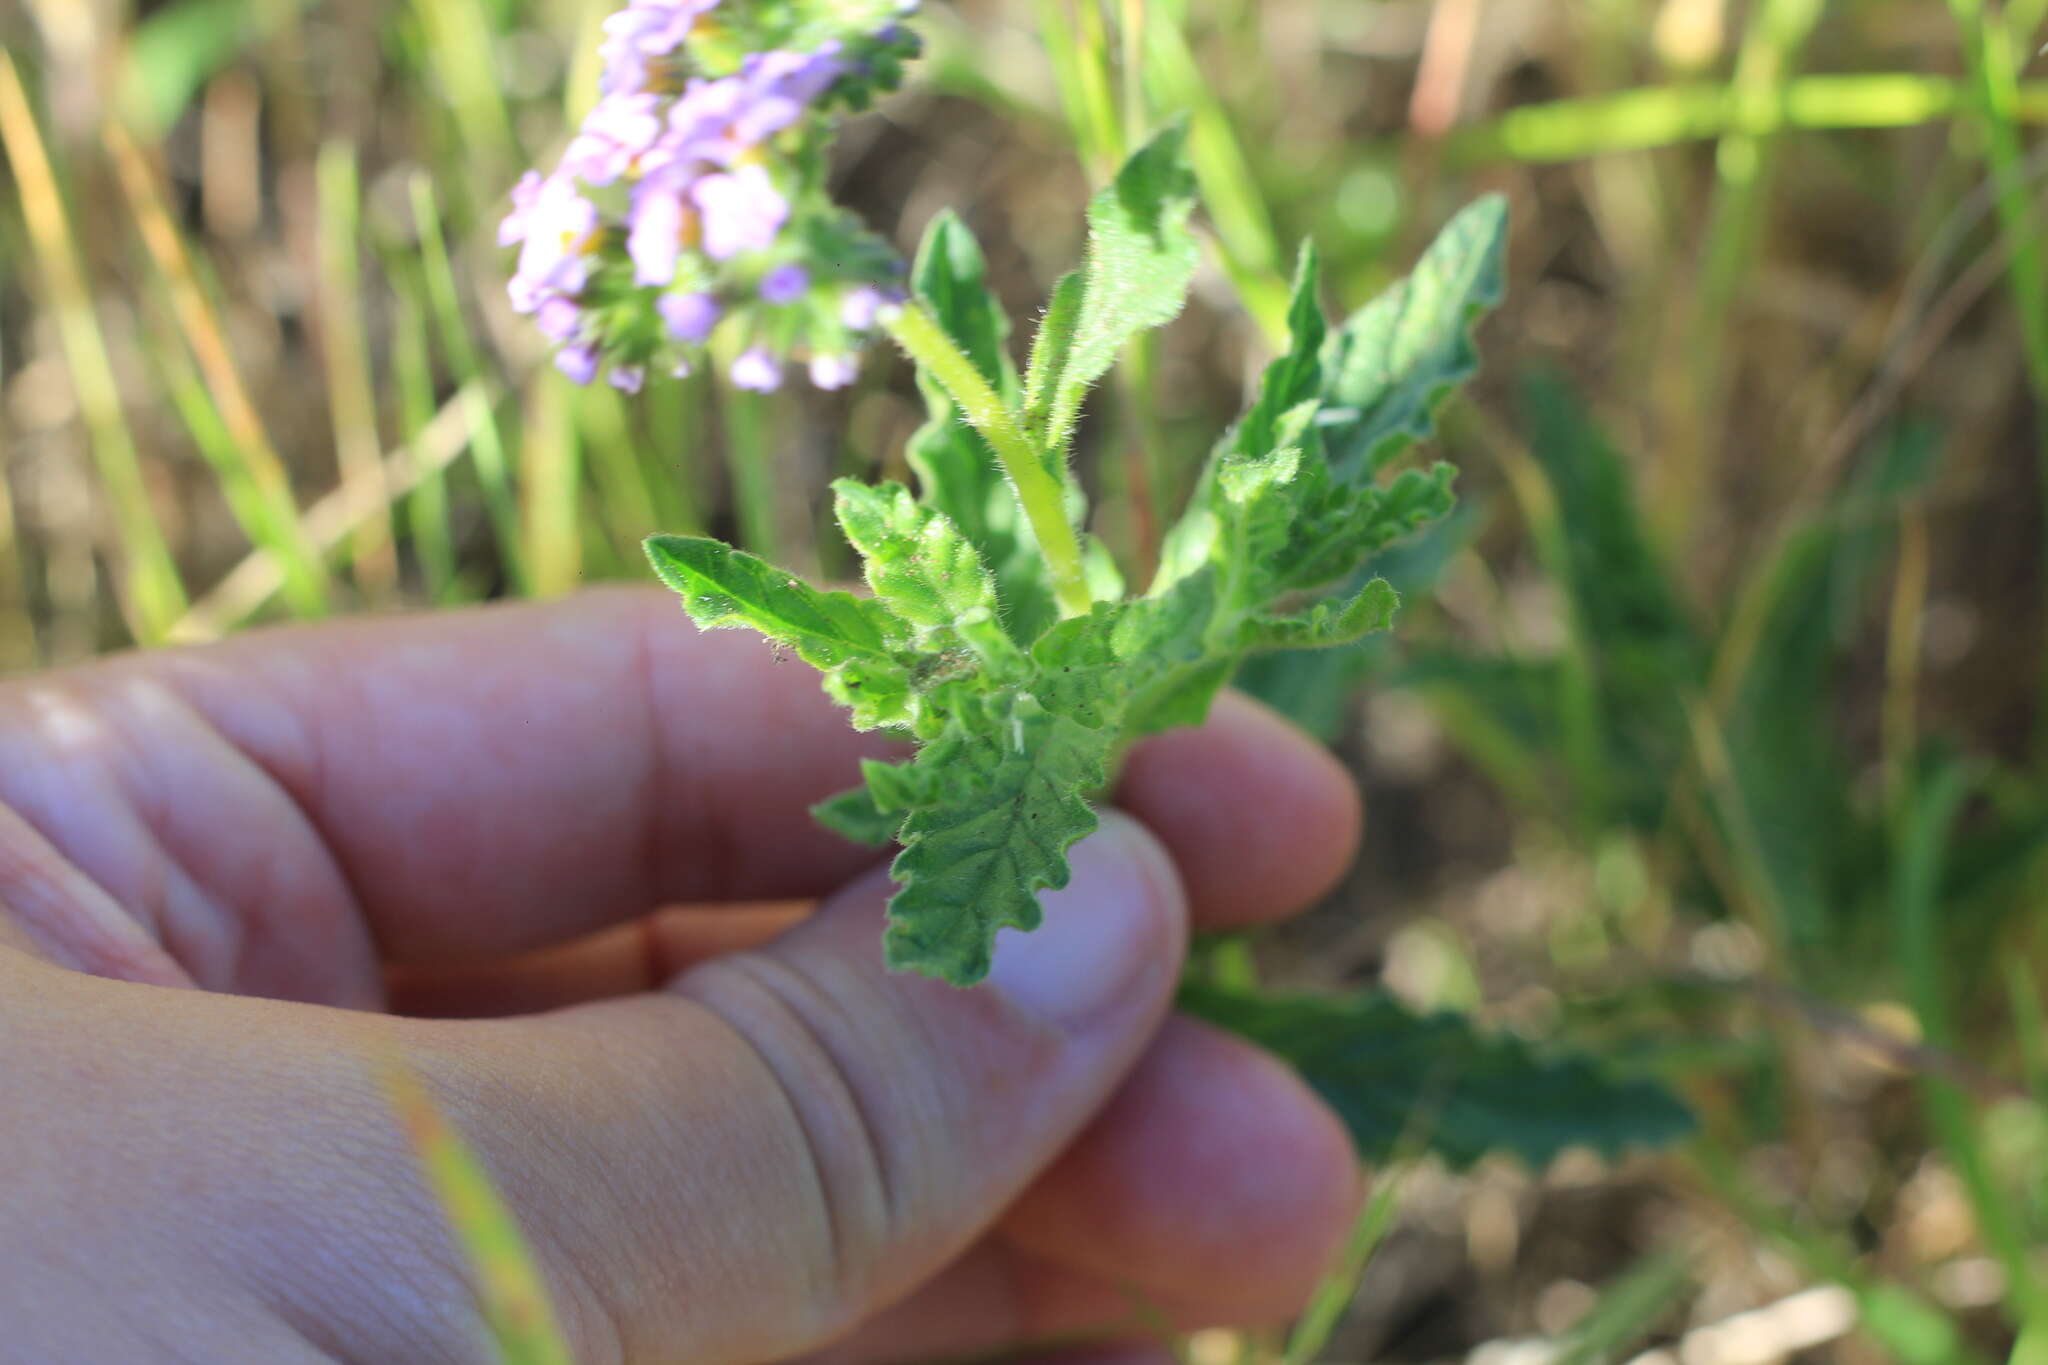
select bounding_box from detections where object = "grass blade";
[410,171,529,592]
[521,378,582,597]
[0,52,187,642]
[315,140,398,600]
[390,260,460,602]
[1282,1163,1407,1365]
[101,115,332,616]
[170,385,487,640]
[380,1062,574,1365]
[1894,758,2048,1336]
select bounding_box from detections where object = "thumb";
[424,810,1187,1363]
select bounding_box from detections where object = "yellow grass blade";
[101,115,334,617]
[314,139,398,599]
[0,50,187,642]
[380,1062,575,1365]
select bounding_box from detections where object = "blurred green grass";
[7,0,2048,1360]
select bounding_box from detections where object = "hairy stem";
[885,302,1096,618]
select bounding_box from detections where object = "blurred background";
[4,0,2048,1360]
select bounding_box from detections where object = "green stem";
[885,302,1095,618]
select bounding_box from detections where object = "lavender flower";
[660,292,722,343]
[536,296,585,343]
[504,0,922,388]
[627,162,694,286]
[599,0,717,95]
[556,343,601,385]
[731,348,783,392]
[560,92,666,186]
[692,165,789,260]
[503,174,598,314]
[840,284,901,331]
[809,353,859,390]
[759,264,810,305]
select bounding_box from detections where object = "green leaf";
[1320,194,1508,476]
[1031,569,1223,732]
[1225,240,1328,463]
[1240,578,1399,651]
[1267,461,1460,597]
[1237,501,1478,741]
[885,696,1114,984]
[832,480,1024,677]
[1042,122,1201,440]
[1179,983,1695,1168]
[904,215,1057,643]
[811,784,902,847]
[911,210,1016,391]
[1023,270,1086,447]
[644,535,913,729]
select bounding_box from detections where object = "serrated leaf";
[1240,578,1398,651]
[1023,270,1086,447]
[1267,460,1460,596]
[645,535,914,729]
[1043,122,1201,440]
[884,697,1114,984]
[812,784,902,847]
[1320,194,1508,477]
[1179,983,1695,1168]
[1031,569,1221,731]
[833,479,1024,677]
[1237,502,1478,740]
[1225,240,1327,462]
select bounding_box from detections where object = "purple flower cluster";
[500,0,916,394]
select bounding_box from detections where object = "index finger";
[37,588,1358,965]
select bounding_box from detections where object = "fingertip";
[1002,1015,1364,1325]
[1117,690,1363,927]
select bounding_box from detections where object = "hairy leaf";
[1179,983,1696,1168]
[1321,194,1508,477]
[1023,270,1086,447]
[1042,122,1200,440]
[905,214,1057,643]
[1031,570,1222,731]
[885,697,1114,983]
[645,535,914,728]
[1240,578,1399,651]
[811,784,901,847]
[912,209,1015,391]
[1226,241,1327,462]
[833,480,1024,677]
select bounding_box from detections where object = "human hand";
[0,587,1363,1364]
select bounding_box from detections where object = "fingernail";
[985,810,1184,1025]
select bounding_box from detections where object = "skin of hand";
[0,587,1365,1365]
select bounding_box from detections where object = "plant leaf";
[1043,121,1201,440]
[1225,240,1327,463]
[904,214,1057,644]
[1031,569,1223,732]
[1179,983,1696,1168]
[1320,194,1508,477]
[812,784,902,847]
[884,696,1113,984]
[1239,578,1399,651]
[644,535,914,729]
[833,479,1025,677]
[911,209,1016,392]
[1023,269,1086,447]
